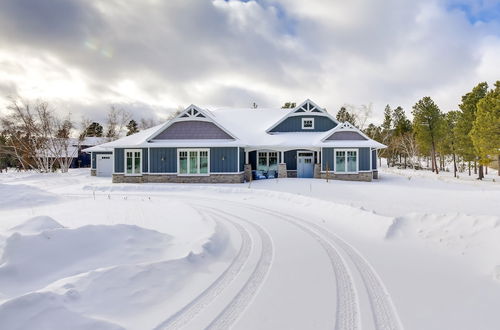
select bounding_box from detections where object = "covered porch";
[243,147,321,180]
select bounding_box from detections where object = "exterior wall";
[372,149,377,170]
[91,151,112,169]
[359,147,371,171]
[153,121,233,140]
[239,147,245,172]
[142,148,148,173]
[210,147,239,173]
[150,148,177,173]
[322,148,335,171]
[114,148,124,173]
[270,115,337,133]
[284,150,297,170]
[112,173,244,184]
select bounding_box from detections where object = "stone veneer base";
[319,171,373,182]
[90,169,96,176]
[372,170,379,179]
[113,173,244,184]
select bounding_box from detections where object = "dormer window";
[302,118,314,130]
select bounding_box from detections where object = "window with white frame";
[178,149,209,175]
[125,149,142,175]
[257,151,278,171]
[302,118,314,129]
[335,149,357,173]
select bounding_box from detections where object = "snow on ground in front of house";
[0,168,499,329]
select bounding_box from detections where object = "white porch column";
[280,151,285,163]
[245,151,249,164]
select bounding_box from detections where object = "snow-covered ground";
[0,167,499,330]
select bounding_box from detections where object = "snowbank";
[0,183,61,209]
[0,221,172,297]
[386,213,500,280]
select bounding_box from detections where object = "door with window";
[125,149,142,175]
[297,152,314,178]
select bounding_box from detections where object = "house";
[84,99,385,182]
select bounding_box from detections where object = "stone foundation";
[278,163,287,178]
[90,169,96,176]
[244,164,252,182]
[113,173,244,184]
[372,170,378,179]
[286,170,297,178]
[319,171,373,182]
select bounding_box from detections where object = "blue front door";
[297,152,314,178]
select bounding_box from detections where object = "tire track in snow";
[306,221,403,330]
[244,203,403,330]
[201,207,274,330]
[154,212,253,330]
[235,206,360,330]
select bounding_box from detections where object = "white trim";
[124,149,143,176]
[90,152,94,169]
[256,151,279,171]
[177,148,210,176]
[237,147,240,172]
[211,171,245,175]
[148,147,151,173]
[245,150,249,164]
[266,99,339,133]
[333,148,358,174]
[301,117,315,130]
[321,121,373,142]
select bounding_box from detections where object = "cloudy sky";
[0,0,499,124]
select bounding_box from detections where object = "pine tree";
[470,81,500,177]
[379,105,393,166]
[126,119,139,136]
[412,97,444,174]
[84,122,103,137]
[440,111,460,177]
[455,82,488,177]
[336,107,357,125]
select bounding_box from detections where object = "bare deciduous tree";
[105,105,131,141]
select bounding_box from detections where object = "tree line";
[0,99,161,172]
[352,81,499,179]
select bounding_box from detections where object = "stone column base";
[372,170,378,179]
[313,163,321,178]
[90,169,96,176]
[278,163,287,178]
[244,164,252,182]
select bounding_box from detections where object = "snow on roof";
[83,105,386,150]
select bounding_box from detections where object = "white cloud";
[0,0,498,124]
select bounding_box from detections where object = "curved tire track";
[154,212,252,330]
[201,207,274,330]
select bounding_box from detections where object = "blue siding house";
[84,99,385,182]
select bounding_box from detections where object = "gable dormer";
[148,105,236,141]
[267,99,338,133]
[322,122,369,141]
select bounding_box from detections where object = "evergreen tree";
[455,82,488,176]
[412,97,444,174]
[379,105,393,166]
[336,107,357,125]
[281,102,296,109]
[470,81,500,177]
[126,119,139,136]
[392,106,412,136]
[440,111,460,177]
[84,122,103,137]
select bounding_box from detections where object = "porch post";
[278,150,287,178]
[244,150,251,182]
[280,151,285,163]
[245,151,249,164]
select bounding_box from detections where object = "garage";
[96,154,113,177]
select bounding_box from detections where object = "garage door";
[96,154,113,177]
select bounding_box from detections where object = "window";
[335,149,357,173]
[257,151,278,171]
[125,149,142,175]
[178,149,209,175]
[302,118,314,129]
